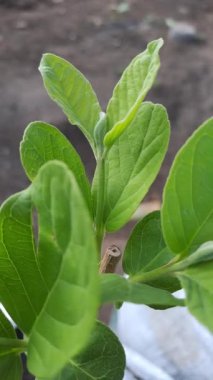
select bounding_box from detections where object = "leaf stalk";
[130,255,181,283]
[0,337,28,355]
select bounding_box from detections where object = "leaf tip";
[148,38,164,53]
[38,53,55,75]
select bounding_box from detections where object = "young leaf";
[38,322,125,380]
[100,274,184,309]
[96,102,170,231]
[123,211,180,292]
[27,161,99,378]
[39,53,101,152]
[20,121,91,211]
[104,39,163,147]
[0,191,48,334]
[0,311,23,380]
[178,262,213,332]
[162,118,213,256]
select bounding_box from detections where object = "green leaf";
[123,211,180,292]
[96,102,170,232]
[20,121,91,211]
[100,274,184,309]
[0,311,23,380]
[162,118,213,256]
[0,191,48,334]
[27,161,99,378]
[39,53,101,152]
[104,39,163,147]
[178,262,213,332]
[39,321,125,380]
[0,311,16,343]
[0,353,22,380]
[0,160,99,377]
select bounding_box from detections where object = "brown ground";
[1,0,213,203]
[0,0,213,379]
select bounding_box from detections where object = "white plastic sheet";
[117,299,213,380]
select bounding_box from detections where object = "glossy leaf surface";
[100,103,170,231]
[100,274,183,309]
[20,121,91,211]
[123,211,180,291]
[27,161,99,378]
[39,54,101,152]
[178,262,213,332]
[0,311,22,380]
[39,322,125,380]
[104,39,163,147]
[162,118,213,256]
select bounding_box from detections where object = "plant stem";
[99,245,122,273]
[96,223,104,253]
[95,156,105,252]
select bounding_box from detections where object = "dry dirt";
[0,0,213,379]
[1,0,213,203]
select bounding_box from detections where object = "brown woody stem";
[99,245,122,274]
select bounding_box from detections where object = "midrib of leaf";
[30,215,50,294]
[107,49,158,129]
[184,209,213,252]
[142,247,170,272]
[120,106,153,180]
[116,56,151,122]
[42,59,100,151]
[106,148,161,220]
[69,359,96,380]
[25,137,46,164]
[131,131,164,180]
[104,107,154,218]
[69,359,106,380]
[52,84,90,142]
[32,328,63,353]
[37,257,89,325]
[29,182,88,344]
[50,177,69,255]
[33,235,53,293]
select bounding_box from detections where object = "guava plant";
[0,38,213,380]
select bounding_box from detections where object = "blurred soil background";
[0,1,213,378]
[1,0,213,203]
